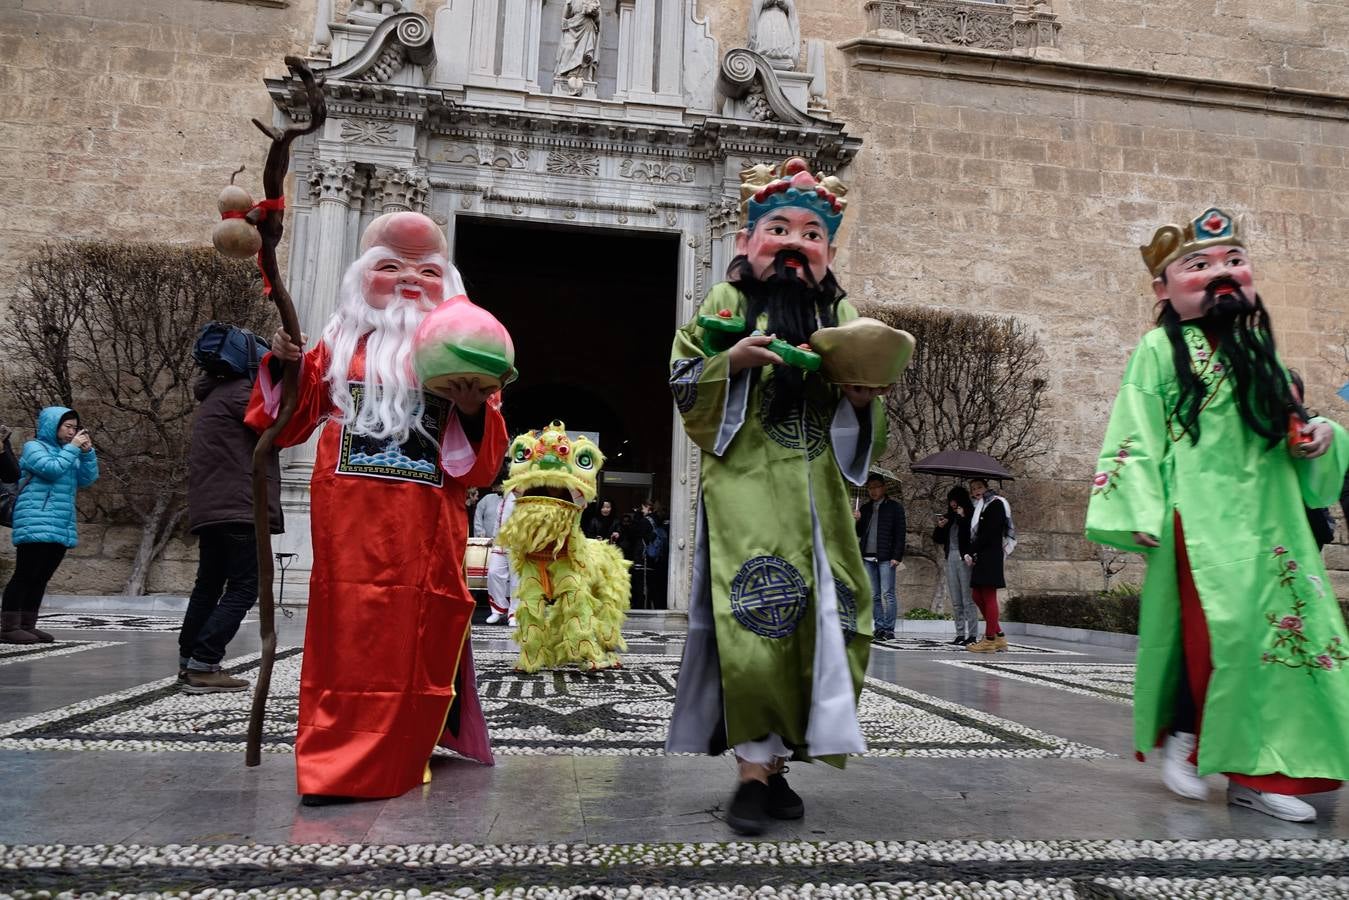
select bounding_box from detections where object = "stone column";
[615,0,635,94]
[655,0,682,96]
[470,0,499,77]
[627,0,656,97]
[283,158,357,480]
[498,0,530,88]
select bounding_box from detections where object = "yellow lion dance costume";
[497,421,631,672]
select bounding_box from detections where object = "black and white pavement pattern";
[0,649,1108,759]
[2,839,1347,898]
[35,613,204,632]
[939,661,1136,705]
[0,640,120,667]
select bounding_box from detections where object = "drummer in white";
[473,477,520,625]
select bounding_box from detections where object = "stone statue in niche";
[749,0,800,71]
[555,0,602,96]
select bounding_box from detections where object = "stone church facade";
[1,0,1347,604]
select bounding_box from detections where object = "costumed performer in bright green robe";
[664,158,890,836]
[1086,207,1349,823]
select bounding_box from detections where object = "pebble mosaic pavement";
[3,840,1348,897]
[34,613,224,633]
[0,639,121,667]
[0,649,1107,759]
[4,615,1349,899]
[937,662,1136,705]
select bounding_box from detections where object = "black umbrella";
[910,450,1014,481]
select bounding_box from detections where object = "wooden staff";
[245,57,326,767]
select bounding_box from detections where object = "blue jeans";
[863,558,897,633]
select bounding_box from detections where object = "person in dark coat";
[584,498,621,544]
[0,425,19,484]
[177,365,283,693]
[853,473,906,640]
[965,477,1008,652]
[933,485,977,645]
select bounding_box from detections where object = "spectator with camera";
[1,407,99,644]
[176,323,283,693]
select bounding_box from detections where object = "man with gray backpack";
[176,323,283,693]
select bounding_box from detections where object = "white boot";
[1227,783,1317,822]
[1161,732,1208,801]
[485,611,503,625]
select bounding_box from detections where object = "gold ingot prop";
[809,317,915,388]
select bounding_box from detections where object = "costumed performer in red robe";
[247,211,508,805]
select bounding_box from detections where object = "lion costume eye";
[575,450,594,470]
[512,445,530,463]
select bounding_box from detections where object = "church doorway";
[452,217,680,608]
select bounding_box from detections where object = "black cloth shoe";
[301,794,358,807]
[726,780,770,835]
[947,636,965,645]
[765,771,804,819]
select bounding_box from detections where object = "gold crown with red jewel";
[740,157,848,239]
[1140,207,1246,277]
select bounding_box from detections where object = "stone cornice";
[432,105,861,170]
[839,37,1349,122]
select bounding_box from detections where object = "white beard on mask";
[320,245,465,445]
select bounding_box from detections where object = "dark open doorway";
[453,217,679,607]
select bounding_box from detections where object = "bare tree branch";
[0,241,272,594]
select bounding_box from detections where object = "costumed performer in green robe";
[664,157,891,836]
[1086,207,1349,823]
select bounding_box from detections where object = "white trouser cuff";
[733,733,790,764]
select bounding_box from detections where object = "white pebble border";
[7,838,1347,869]
[10,884,1349,900]
[5,842,1349,898]
[936,662,1135,706]
[0,648,1110,760]
[0,641,121,667]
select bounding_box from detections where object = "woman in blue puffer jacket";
[0,407,99,644]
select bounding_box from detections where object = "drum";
[464,537,492,590]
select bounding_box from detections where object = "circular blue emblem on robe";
[669,357,704,414]
[834,576,858,642]
[759,377,829,460]
[730,555,808,638]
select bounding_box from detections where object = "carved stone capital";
[863,0,1061,55]
[707,197,741,239]
[308,159,359,205]
[369,166,430,213]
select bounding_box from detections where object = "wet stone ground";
[2,608,1347,898]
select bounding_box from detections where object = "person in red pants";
[965,478,1009,653]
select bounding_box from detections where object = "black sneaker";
[765,770,804,819]
[946,636,966,645]
[726,780,770,835]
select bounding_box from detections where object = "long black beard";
[1158,278,1294,448]
[728,252,845,425]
